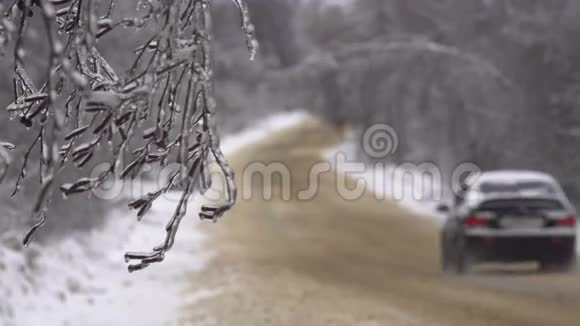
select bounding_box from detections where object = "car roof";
[469,170,557,186]
[461,170,572,209]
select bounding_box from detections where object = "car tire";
[441,236,472,275]
[441,237,453,273]
[455,248,472,275]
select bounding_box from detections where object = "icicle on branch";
[1,0,258,272]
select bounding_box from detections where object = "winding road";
[182,116,580,326]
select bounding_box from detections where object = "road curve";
[182,116,580,326]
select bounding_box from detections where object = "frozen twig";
[1,0,258,272]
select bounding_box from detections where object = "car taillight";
[464,215,488,227]
[557,216,577,227]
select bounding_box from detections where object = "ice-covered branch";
[1,0,258,272]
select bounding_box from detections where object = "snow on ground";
[0,110,310,326]
[0,196,213,326]
[220,110,310,154]
[325,139,446,225]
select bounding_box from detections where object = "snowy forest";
[212,0,580,202]
[2,1,580,325]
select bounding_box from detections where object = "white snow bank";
[325,140,446,225]
[0,197,212,326]
[0,110,312,326]
[220,110,310,154]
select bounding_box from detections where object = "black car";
[440,170,577,274]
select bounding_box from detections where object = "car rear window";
[479,198,564,211]
[479,181,556,194]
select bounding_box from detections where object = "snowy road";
[182,114,580,326]
[2,112,580,325]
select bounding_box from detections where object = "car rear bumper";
[464,230,576,262]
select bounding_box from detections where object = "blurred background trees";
[211,0,580,201]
